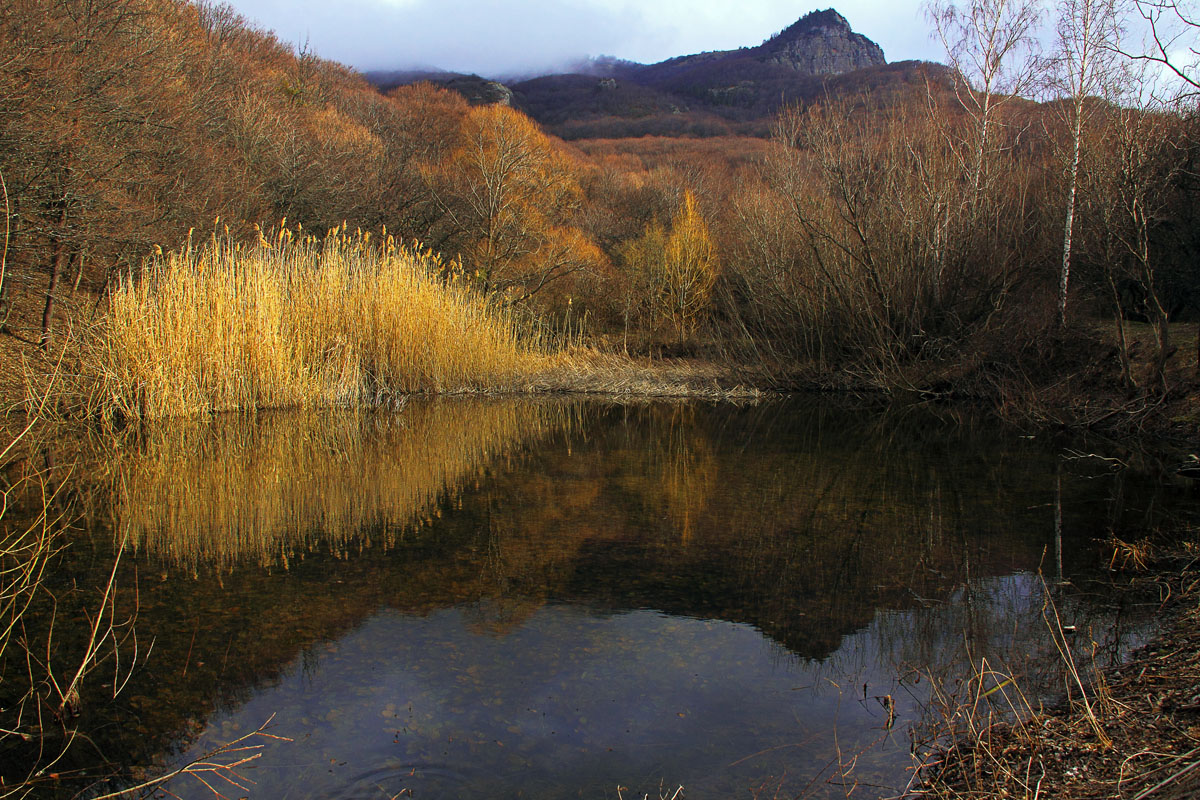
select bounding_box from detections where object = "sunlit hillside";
[1,0,1196,424]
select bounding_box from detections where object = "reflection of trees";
[534,400,1185,661]
[91,396,1192,661]
[656,408,717,547]
[619,404,719,547]
[12,397,1190,797]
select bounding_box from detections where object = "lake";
[2,397,1192,799]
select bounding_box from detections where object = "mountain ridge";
[364,8,941,139]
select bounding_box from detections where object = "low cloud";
[223,0,938,76]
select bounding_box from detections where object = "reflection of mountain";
[475,401,1134,659]
[22,398,1193,797]
[161,578,1145,800]
[97,398,1188,662]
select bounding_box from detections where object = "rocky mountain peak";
[756,8,885,76]
[775,8,852,39]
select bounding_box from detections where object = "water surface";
[4,398,1192,798]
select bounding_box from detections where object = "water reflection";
[160,578,1136,800]
[7,398,1194,798]
[109,399,573,567]
[181,605,906,799]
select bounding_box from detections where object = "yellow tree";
[623,192,719,344]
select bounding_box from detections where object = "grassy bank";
[86,230,544,420]
[916,534,1200,799]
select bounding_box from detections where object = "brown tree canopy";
[425,104,606,305]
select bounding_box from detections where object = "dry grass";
[533,349,766,399]
[914,542,1200,800]
[86,228,547,420]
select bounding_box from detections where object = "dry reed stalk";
[90,229,548,420]
[86,715,292,800]
[0,168,9,312]
[0,356,149,796]
[1038,575,1113,748]
[910,573,1130,799]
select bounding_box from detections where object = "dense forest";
[1,0,1198,417]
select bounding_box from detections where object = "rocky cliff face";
[444,76,513,106]
[755,9,885,75]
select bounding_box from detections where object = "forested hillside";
[1,0,1198,424]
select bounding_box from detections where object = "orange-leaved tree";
[425,105,603,304]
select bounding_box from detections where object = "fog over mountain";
[218,0,937,76]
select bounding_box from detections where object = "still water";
[4,398,1194,798]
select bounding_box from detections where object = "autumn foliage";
[0,0,604,347]
[423,105,604,302]
[621,192,719,344]
[1,0,1198,406]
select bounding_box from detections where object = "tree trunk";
[1107,274,1135,391]
[42,208,68,349]
[1149,304,1171,394]
[1059,112,1083,328]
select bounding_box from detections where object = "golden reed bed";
[91,229,546,420]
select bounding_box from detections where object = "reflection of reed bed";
[110,400,571,567]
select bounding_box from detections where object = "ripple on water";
[341,761,475,800]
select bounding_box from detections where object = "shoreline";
[0,279,1194,451]
[912,543,1200,800]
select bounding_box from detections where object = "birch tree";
[926,0,1045,203]
[1049,0,1123,326]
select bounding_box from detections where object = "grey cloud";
[228,0,651,75]
[222,0,941,77]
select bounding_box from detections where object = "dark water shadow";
[2,397,1196,798]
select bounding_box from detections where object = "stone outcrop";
[443,76,513,106]
[754,9,885,75]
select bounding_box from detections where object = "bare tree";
[926,0,1045,202]
[426,105,602,304]
[1084,94,1186,392]
[752,91,1032,385]
[1048,0,1124,326]
[1120,0,1199,96]
[1115,1,1200,374]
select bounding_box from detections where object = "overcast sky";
[216,1,943,76]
